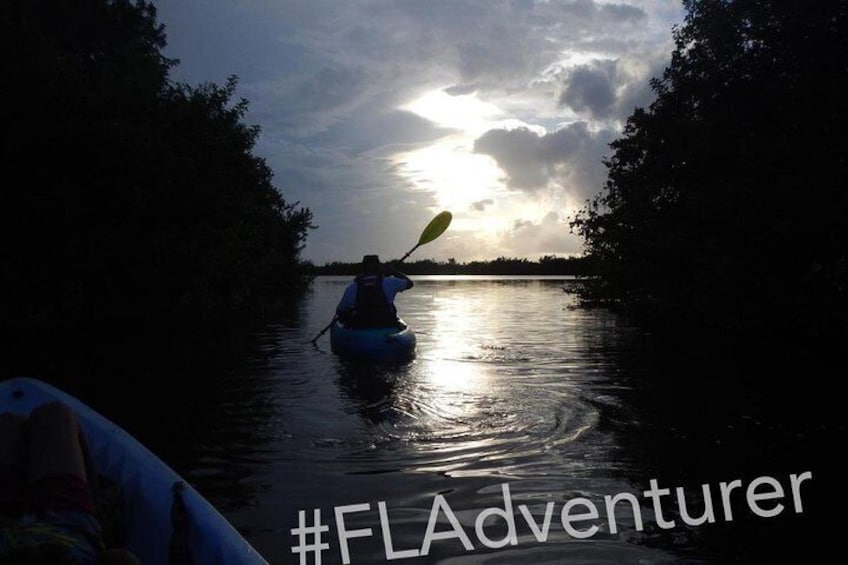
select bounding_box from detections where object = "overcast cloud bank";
[155,0,684,263]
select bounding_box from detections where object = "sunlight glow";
[394,134,503,211]
[393,87,577,258]
[420,295,493,397]
[403,90,503,135]
[395,89,521,213]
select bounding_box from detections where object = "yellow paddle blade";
[417,211,452,246]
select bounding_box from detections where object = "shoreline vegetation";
[569,0,847,347]
[2,1,313,329]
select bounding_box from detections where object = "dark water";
[3,276,841,564]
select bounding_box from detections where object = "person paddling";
[336,255,413,329]
[310,211,451,345]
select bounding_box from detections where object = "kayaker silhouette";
[336,255,414,329]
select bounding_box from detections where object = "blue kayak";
[330,319,416,361]
[0,377,268,565]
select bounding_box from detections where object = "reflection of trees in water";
[334,360,409,426]
[591,327,841,564]
[3,301,307,512]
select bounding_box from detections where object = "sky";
[152,0,686,264]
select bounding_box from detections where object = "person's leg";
[27,401,97,517]
[27,402,88,484]
[0,411,27,518]
[26,402,104,556]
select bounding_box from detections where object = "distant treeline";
[307,255,592,276]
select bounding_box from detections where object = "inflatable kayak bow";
[0,377,268,565]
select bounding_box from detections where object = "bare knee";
[0,412,27,465]
[30,401,79,430]
[27,401,89,482]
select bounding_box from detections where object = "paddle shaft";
[310,316,338,344]
[398,244,420,264]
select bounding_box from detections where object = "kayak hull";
[0,377,268,565]
[330,319,416,361]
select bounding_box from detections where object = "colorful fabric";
[30,474,97,515]
[0,514,101,564]
[0,474,103,564]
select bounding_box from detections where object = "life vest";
[350,275,398,328]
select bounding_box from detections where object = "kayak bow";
[0,377,268,565]
[330,319,416,361]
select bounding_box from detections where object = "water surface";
[240,277,646,562]
[4,276,837,564]
[168,277,836,564]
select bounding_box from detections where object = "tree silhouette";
[1,0,313,326]
[572,0,847,341]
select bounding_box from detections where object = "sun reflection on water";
[331,278,609,480]
[417,292,496,400]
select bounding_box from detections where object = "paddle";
[398,210,453,263]
[310,211,452,344]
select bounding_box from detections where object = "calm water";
[217,277,669,564]
[3,276,839,564]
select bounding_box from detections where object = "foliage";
[309,256,591,276]
[571,0,847,340]
[1,0,313,326]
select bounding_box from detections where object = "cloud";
[470,198,494,212]
[600,2,648,22]
[430,210,583,261]
[312,106,458,155]
[557,50,672,122]
[560,60,619,120]
[473,122,614,198]
[474,127,552,190]
[535,0,647,23]
[154,0,684,263]
[497,211,583,258]
[427,1,653,97]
